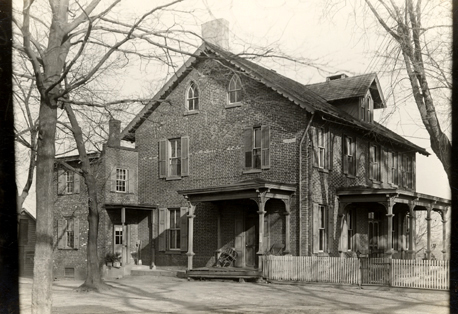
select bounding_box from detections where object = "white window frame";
[168,138,182,178]
[369,144,380,181]
[186,82,199,111]
[317,128,325,169]
[347,209,355,251]
[65,171,74,194]
[228,75,242,104]
[65,217,75,249]
[318,205,327,252]
[168,208,181,250]
[115,168,128,193]
[343,136,355,175]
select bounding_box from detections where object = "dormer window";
[360,93,374,123]
[228,75,242,104]
[186,82,199,111]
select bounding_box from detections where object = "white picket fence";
[391,259,449,290]
[262,255,449,290]
[261,255,360,285]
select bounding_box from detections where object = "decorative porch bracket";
[186,201,198,270]
[280,197,292,255]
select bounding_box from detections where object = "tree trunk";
[31,101,57,314]
[65,105,110,291]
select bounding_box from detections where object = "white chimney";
[201,19,229,50]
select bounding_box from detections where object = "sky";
[16,0,451,216]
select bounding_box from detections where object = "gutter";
[298,112,315,256]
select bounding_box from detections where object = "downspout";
[298,112,315,256]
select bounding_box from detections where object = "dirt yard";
[19,276,449,314]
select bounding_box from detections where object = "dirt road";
[19,276,448,314]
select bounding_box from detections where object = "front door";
[245,214,258,268]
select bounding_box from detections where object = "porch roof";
[104,203,157,210]
[177,178,296,203]
[336,186,450,211]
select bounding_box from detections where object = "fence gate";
[360,257,391,286]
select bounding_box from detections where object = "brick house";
[53,19,449,279]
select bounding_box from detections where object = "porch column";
[441,208,449,260]
[215,209,222,260]
[253,192,268,256]
[121,207,127,265]
[425,205,432,260]
[408,204,416,260]
[281,198,291,255]
[385,198,395,258]
[187,203,196,270]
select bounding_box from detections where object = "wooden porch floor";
[187,266,262,280]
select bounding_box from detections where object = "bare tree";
[363,0,451,182]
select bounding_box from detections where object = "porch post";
[253,191,268,257]
[385,198,395,258]
[426,205,432,260]
[215,208,222,260]
[408,203,416,259]
[187,203,196,270]
[441,208,449,260]
[281,197,291,255]
[121,207,127,265]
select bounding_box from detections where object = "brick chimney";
[201,19,229,50]
[107,119,121,147]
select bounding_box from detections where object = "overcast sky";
[17,0,451,215]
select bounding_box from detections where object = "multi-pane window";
[343,136,355,175]
[168,209,181,250]
[66,218,75,248]
[116,168,127,192]
[228,75,242,104]
[388,152,398,185]
[244,126,270,171]
[65,171,74,194]
[369,144,380,181]
[347,209,355,251]
[318,205,326,252]
[115,227,123,245]
[317,128,325,168]
[360,93,374,123]
[186,82,199,111]
[405,155,413,189]
[169,138,182,177]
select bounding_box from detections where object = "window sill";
[58,248,78,251]
[242,169,262,174]
[345,174,356,179]
[370,179,382,184]
[110,191,135,194]
[165,250,183,255]
[225,102,242,109]
[314,167,329,173]
[165,176,182,181]
[184,110,199,116]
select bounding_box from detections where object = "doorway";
[113,225,124,255]
[245,211,258,268]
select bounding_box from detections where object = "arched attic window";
[228,74,242,104]
[186,82,199,111]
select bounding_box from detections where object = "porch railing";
[262,255,449,290]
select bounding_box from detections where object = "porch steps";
[130,266,187,278]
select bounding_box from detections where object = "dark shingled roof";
[306,73,386,108]
[121,43,428,156]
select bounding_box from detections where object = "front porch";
[178,179,296,273]
[336,187,450,260]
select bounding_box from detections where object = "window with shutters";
[369,144,381,181]
[158,207,188,253]
[312,126,331,171]
[317,128,325,168]
[58,169,80,195]
[228,74,242,105]
[313,204,327,253]
[401,155,414,189]
[243,126,270,173]
[115,168,127,192]
[158,136,189,179]
[58,217,79,250]
[343,135,356,176]
[360,93,373,123]
[186,82,199,111]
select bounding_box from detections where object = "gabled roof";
[306,73,386,109]
[20,208,36,221]
[121,43,428,156]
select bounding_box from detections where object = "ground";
[19,276,448,314]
